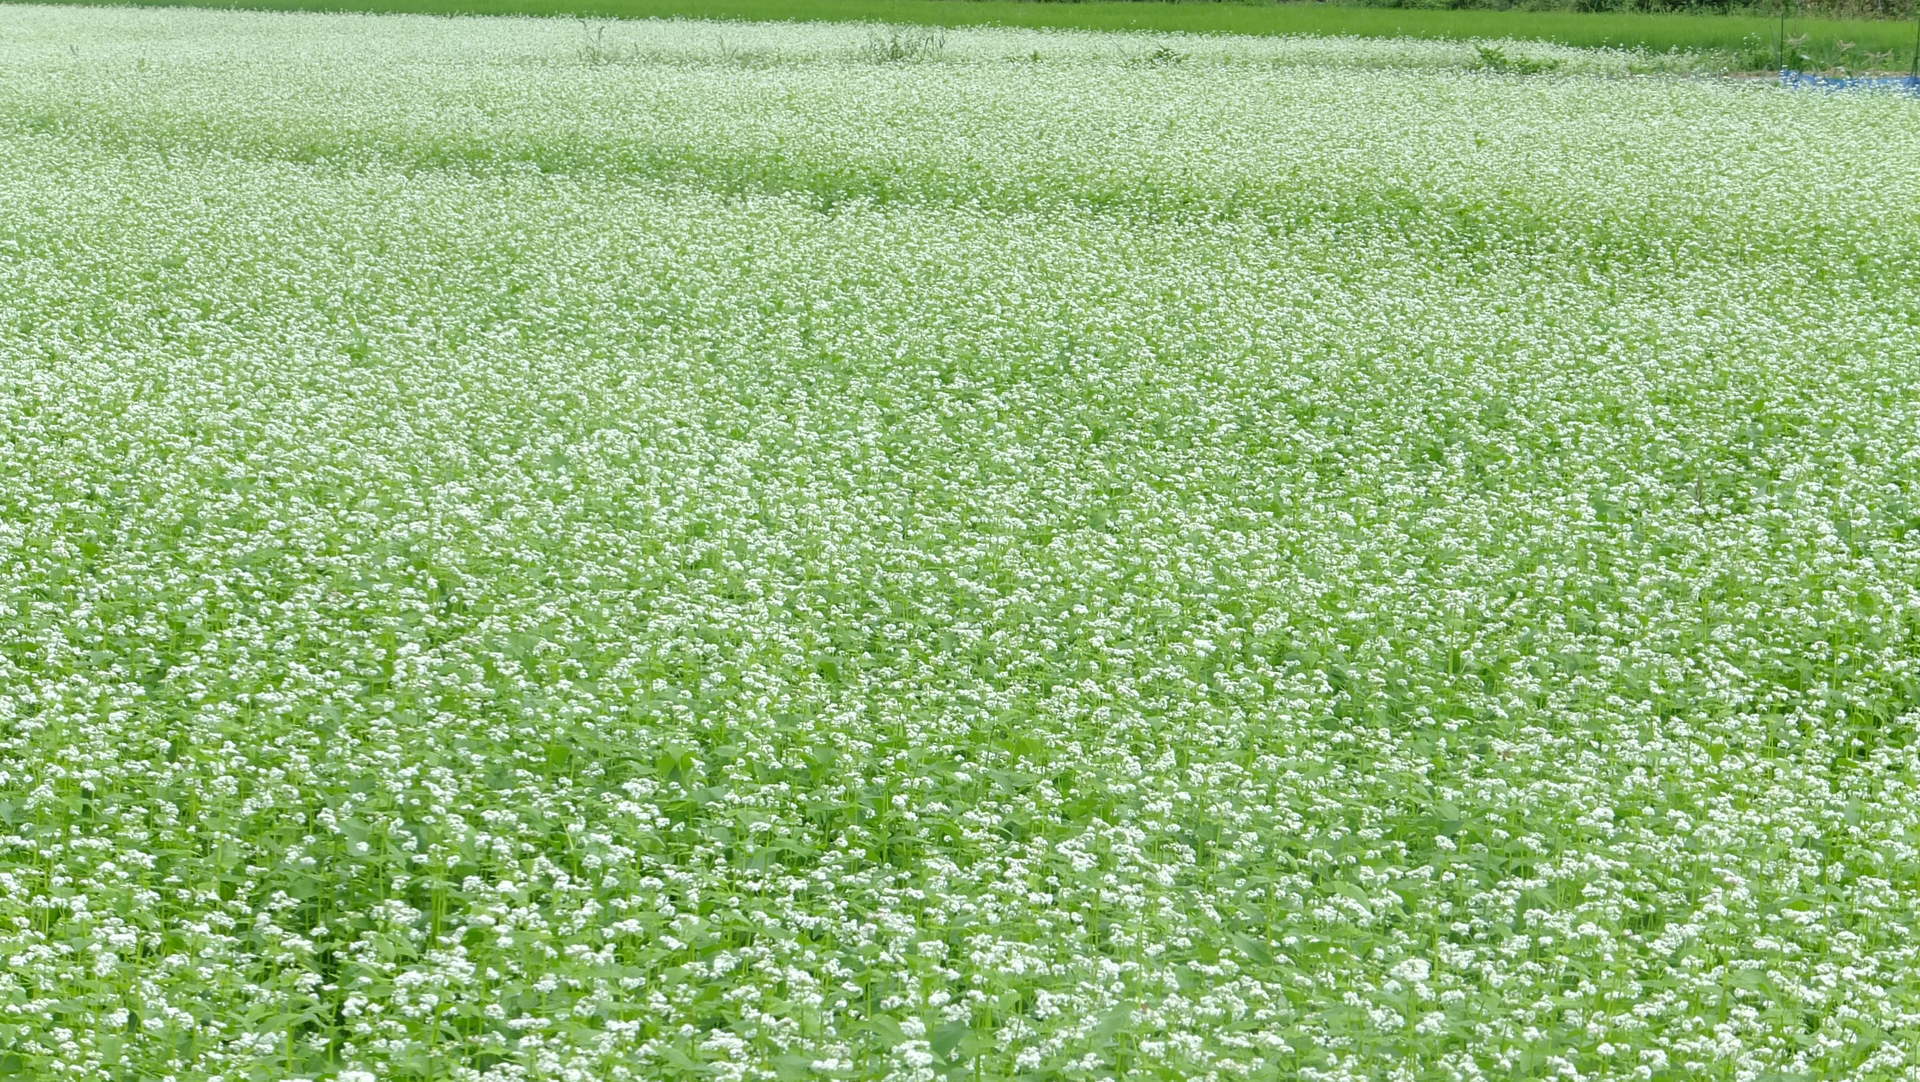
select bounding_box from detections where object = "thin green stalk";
[1909,0,1918,75]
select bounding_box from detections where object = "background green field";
[9,0,1919,69]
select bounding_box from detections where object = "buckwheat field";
[4,5,1920,1080]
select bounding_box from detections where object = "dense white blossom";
[2,5,1920,1081]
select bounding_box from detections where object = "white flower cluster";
[2,6,1919,1081]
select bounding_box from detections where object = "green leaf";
[931,1020,971,1060]
[1089,1003,1133,1044]
[1330,880,1372,906]
[660,1045,711,1073]
[1232,932,1276,966]
[772,1054,818,1080]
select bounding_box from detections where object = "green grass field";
[6,5,1920,1082]
[13,0,1920,68]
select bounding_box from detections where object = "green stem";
[1909,0,1918,77]
[1779,0,1789,69]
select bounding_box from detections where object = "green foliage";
[1124,42,1190,63]
[1471,40,1565,67]
[4,7,1920,1082]
[855,22,948,60]
[572,15,631,63]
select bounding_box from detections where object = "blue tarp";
[1781,70,1920,95]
